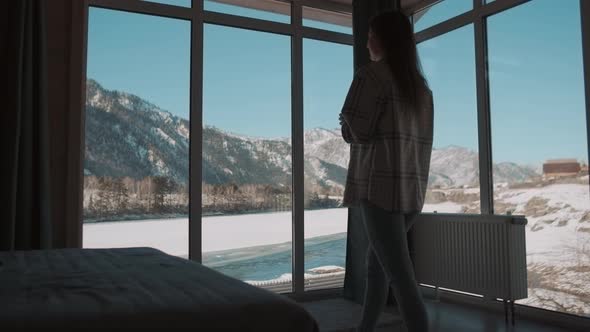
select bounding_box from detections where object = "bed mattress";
[0,247,318,330]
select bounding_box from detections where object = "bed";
[0,247,319,330]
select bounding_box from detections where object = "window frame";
[410,0,590,322]
[410,0,533,214]
[76,0,590,313]
[79,0,353,298]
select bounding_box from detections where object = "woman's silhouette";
[339,10,434,332]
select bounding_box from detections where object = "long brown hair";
[369,10,429,109]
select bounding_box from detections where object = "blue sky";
[87,0,586,164]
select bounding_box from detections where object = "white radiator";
[411,213,528,303]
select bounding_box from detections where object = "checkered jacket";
[340,60,434,213]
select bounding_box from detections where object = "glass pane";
[303,39,353,291]
[83,8,191,257]
[303,6,352,34]
[204,0,290,24]
[418,25,479,213]
[202,24,292,292]
[144,0,191,7]
[414,0,472,32]
[488,0,589,316]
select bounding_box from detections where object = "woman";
[339,10,433,332]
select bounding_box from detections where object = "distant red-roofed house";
[543,159,581,178]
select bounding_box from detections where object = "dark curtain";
[1,0,52,250]
[45,0,87,249]
[343,0,401,304]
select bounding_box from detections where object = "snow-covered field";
[495,184,590,316]
[83,203,462,255]
[503,184,590,267]
[422,201,464,213]
[84,208,350,256]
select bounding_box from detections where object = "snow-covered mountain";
[428,146,540,188]
[84,80,346,189]
[429,146,480,188]
[303,133,540,189]
[84,79,539,190]
[494,161,540,185]
[85,79,190,185]
[304,128,350,169]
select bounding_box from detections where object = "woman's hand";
[340,113,353,143]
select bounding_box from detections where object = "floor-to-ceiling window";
[414,0,590,318]
[303,38,352,290]
[417,24,480,214]
[201,24,293,291]
[82,0,353,295]
[488,0,589,316]
[83,7,191,257]
[81,0,590,317]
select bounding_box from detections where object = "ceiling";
[322,0,425,9]
[315,0,427,12]
[211,0,430,27]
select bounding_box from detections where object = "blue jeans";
[357,201,429,332]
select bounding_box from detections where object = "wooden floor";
[301,298,583,332]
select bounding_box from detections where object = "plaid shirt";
[340,61,434,213]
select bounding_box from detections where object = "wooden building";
[543,159,581,177]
